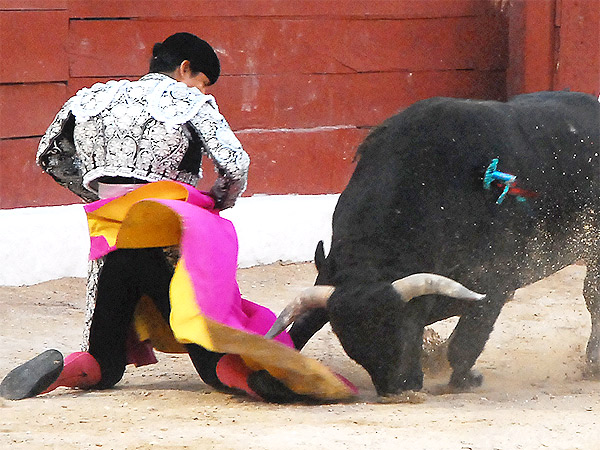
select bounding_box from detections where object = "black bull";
[276,91,600,395]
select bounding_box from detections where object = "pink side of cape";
[84,183,294,348]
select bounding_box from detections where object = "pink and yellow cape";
[84,181,355,401]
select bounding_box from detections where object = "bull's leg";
[583,263,600,377]
[446,292,506,389]
[288,308,330,350]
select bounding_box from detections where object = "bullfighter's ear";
[392,274,486,303]
[314,240,326,273]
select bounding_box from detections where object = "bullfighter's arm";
[188,99,250,210]
[36,99,99,203]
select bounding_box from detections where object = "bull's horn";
[392,273,486,303]
[264,285,335,339]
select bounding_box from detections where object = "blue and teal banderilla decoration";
[483,158,517,204]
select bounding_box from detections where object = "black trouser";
[87,248,225,389]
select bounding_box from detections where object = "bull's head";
[265,273,485,339]
[266,265,485,395]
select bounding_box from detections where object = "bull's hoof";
[374,373,423,397]
[448,369,483,391]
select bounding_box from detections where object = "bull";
[268,91,600,396]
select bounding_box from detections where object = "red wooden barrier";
[0,10,68,83]
[1,1,597,211]
[507,0,600,97]
[0,0,66,11]
[0,5,71,208]
[555,0,600,95]
[1,1,511,208]
[506,0,556,95]
[68,16,506,78]
[0,139,80,208]
[235,127,369,196]
[9,1,597,209]
[0,83,67,139]
[67,0,489,20]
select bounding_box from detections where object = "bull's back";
[329,91,600,286]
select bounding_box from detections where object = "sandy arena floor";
[0,262,598,449]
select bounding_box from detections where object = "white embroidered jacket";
[37,73,250,208]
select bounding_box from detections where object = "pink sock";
[215,354,261,399]
[42,352,102,393]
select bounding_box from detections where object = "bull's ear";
[314,240,326,273]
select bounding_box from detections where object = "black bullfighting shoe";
[0,349,64,400]
[246,370,309,404]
